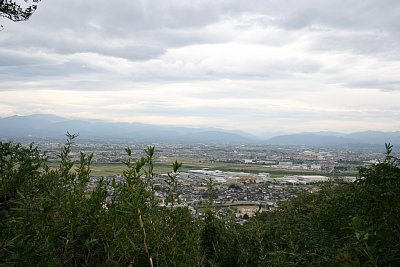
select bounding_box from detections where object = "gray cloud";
[0,49,56,66]
[273,0,400,32]
[1,0,400,132]
[348,80,400,91]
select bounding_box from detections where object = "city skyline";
[1,0,400,134]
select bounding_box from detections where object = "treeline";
[1,134,399,266]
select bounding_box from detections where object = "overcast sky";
[1,0,400,134]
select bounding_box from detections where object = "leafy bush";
[1,137,399,266]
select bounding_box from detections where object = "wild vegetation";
[1,134,399,266]
[0,0,41,30]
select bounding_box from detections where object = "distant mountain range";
[1,114,400,145]
[265,132,400,146]
[0,114,253,144]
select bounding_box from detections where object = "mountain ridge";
[1,114,400,145]
[0,114,254,144]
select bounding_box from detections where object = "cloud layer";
[1,0,400,133]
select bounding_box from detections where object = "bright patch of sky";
[1,0,400,134]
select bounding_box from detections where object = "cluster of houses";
[87,168,356,222]
[152,169,348,221]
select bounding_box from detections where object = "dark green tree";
[1,0,41,22]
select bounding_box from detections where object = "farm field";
[49,160,357,178]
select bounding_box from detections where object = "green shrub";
[1,137,399,266]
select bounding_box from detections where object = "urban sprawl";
[16,139,396,224]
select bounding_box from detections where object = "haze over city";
[1,0,400,134]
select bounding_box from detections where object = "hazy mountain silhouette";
[0,114,254,144]
[265,132,400,145]
[1,114,399,145]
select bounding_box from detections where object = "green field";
[48,161,175,176]
[46,159,357,178]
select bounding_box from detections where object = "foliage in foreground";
[0,0,41,23]
[1,136,400,266]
